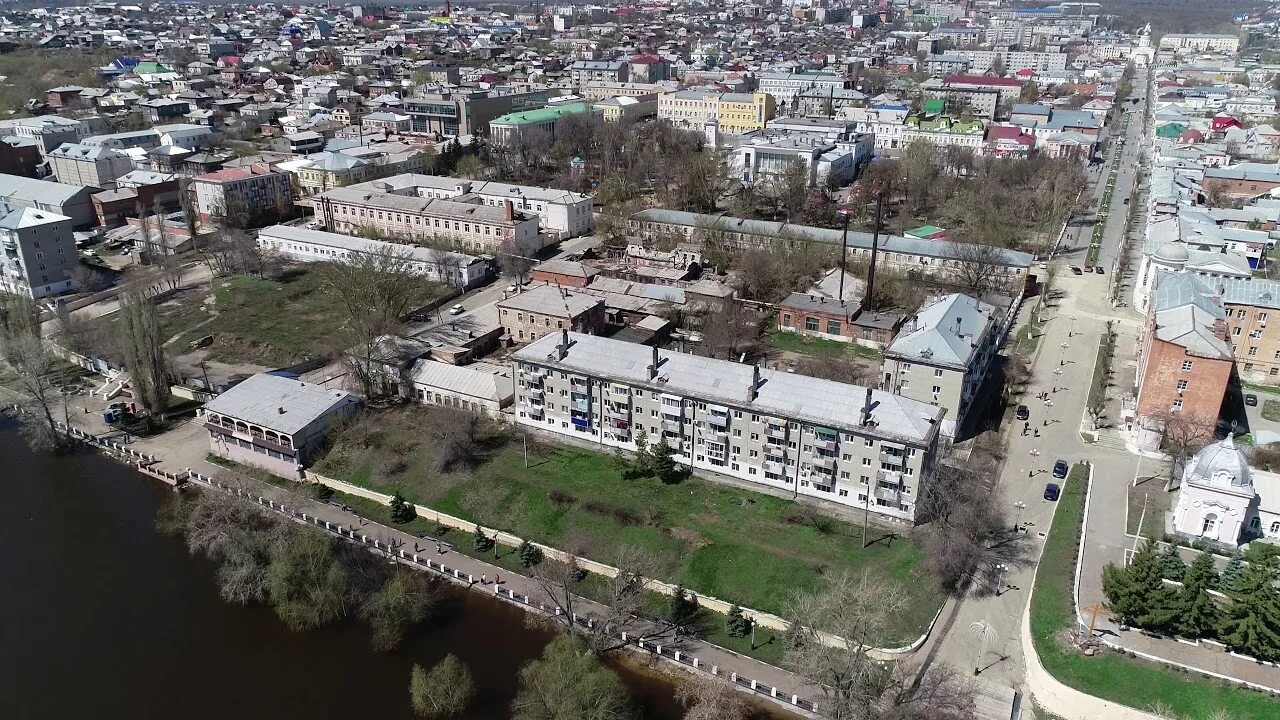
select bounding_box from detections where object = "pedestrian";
[436,542,443,554]
[481,573,487,585]
[1034,428,1040,438]
[1043,419,1048,427]
[495,573,501,585]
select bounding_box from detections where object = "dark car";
[1095,266,1105,275]
[1016,404,1030,421]
[1052,459,1069,479]
[1044,483,1061,501]
[1246,393,1259,407]
[1069,265,1084,275]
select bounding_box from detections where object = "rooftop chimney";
[558,328,569,360]
[277,406,286,415]
[863,192,884,311]
[504,199,514,221]
[750,365,760,401]
[860,387,874,426]
[650,345,660,379]
[955,317,963,336]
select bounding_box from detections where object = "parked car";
[1069,266,1084,276]
[506,284,518,293]
[1015,405,1030,421]
[1095,266,1104,275]
[1043,483,1061,502]
[1246,393,1259,407]
[448,304,465,315]
[1052,459,1069,479]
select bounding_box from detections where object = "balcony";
[813,438,838,453]
[876,468,902,482]
[609,385,630,397]
[766,425,787,440]
[707,413,729,427]
[763,460,785,475]
[570,378,589,392]
[607,404,630,419]
[524,406,544,420]
[571,398,590,412]
[526,386,544,398]
[708,429,728,442]
[875,486,903,503]
[811,455,836,470]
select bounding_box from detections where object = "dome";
[1154,241,1189,264]
[1185,435,1252,491]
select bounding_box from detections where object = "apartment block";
[0,173,96,229]
[349,174,592,239]
[953,49,1068,74]
[881,294,1002,438]
[512,332,946,523]
[192,163,295,225]
[0,203,78,299]
[567,60,630,86]
[46,143,134,189]
[1158,34,1241,55]
[402,88,553,136]
[757,72,847,108]
[658,90,775,134]
[316,186,542,254]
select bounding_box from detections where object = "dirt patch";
[668,526,708,549]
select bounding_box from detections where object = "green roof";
[923,98,945,114]
[1155,122,1187,138]
[489,102,598,127]
[906,225,946,238]
[134,61,171,74]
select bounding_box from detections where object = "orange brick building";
[1134,274,1233,449]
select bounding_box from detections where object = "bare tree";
[1158,412,1217,488]
[0,330,71,452]
[498,237,534,285]
[781,572,907,720]
[880,662,977,720]
[674,675,750,720]
[698,301,759,361]
[528,543,666,654]
[315,246,439,398]
[951,242,1008,296]
[116,290,171,416]
[917,463,1009,592]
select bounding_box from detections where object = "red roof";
[196,163,275,182]
[988,125,1034,145]
[1015,68,1035,78]
[631,54,662,64]
[944,74,1022,87]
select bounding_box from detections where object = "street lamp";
[836,206,854,303]
[1013,500,1026,532]
[967,620,997,676]
[994,563,1008,596]
[1069,315,1077,338]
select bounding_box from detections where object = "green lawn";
[314,407,942,644]
[204,269,352,366]
[233,458,790,664]
[1031,463,1280,720]
[764,327,883,361]
[1015,321,1043,354]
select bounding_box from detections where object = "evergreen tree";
[518,539,544,568]
[1102,540,1180,632]
[1220,556,1246,592]
[1217,560,1280,661]
[313,482,334,501]
[1178,552,1221,639]
[670,583,698,626]
[725,605,750,638]
[390,491,417,525]
[1157,544,1187,581]
[473,527,495,552]
[649,438,681,484]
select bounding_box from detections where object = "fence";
[183,469,820,716]
[303,470,939,657]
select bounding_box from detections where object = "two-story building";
[200,372,360,477]
[496,285,607,343]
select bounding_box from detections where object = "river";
[0,422,791,719]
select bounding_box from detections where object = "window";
[1249,347,1259,356]
[1233,326,1242,336]
[826,320,841,335]
[1201,513,1218,535]
[934,368,944,377]
[805,317,819,331]
[1172,399,1184,412]
[782,313,791,326]
[1181,360,1194,372]
[1272,521,1280,534]
[1176,379,1188,391]
[1261,313,1269,323]
[932,385,942,394]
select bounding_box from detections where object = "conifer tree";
[1217,560,1280,661]
[1102,540,1180,632]
[1178,551,1221,639]
[1157,544,1187,581]
[1220,556,1246,592]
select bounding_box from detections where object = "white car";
[506,284,518,293]
[448,304,465,315]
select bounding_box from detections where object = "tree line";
[1103,541,1280,662]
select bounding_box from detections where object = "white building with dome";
[1134,238,1253,314]
[1173,435,1280,546]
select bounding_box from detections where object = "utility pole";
[837,207,852,302]
[1130,493,1149,560]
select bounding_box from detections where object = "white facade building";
[0,203,78,299]
[1173,435,1280,546]
[256,224,491,290]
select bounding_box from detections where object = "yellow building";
[658,90,775,134]
[594,94,658,123]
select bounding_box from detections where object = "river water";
[1,423,789,719]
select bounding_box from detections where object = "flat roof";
[202,372,358,436]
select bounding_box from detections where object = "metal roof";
[202,372,358,436]
[514,332,945,445]
[886,293,997,368]
[406,359,514,403]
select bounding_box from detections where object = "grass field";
[1031,463,1280,720]
[203,269,351,366]
[764,327,883,361]
[227,456,791,665]
[314,406,943,643]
